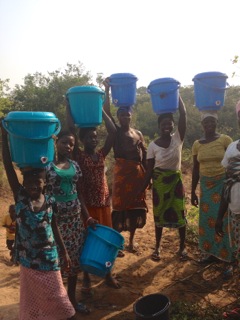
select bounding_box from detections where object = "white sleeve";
[147,142,155,160]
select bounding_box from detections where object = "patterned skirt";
[152,168,186,228]
[19,265,75,320]
[199,174,235,262]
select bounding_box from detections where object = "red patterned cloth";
[19,265,75,320]
[77,149,110,207]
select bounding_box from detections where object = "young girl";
[138,96,187,261]
[1,125,75,320]
[45,130,97,314]
[67,80,120,291]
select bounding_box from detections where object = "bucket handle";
[2,119,61,140]
[193,78,229,90]
[88,226,124,250]
[147,82,180,96]
[109,79,137,86]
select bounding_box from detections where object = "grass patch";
[186,206,199,246]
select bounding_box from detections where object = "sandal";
[223,307,240,319]
[151,250,161,261]
[126,244,138,253]
[75,302,91,314]
[223,265,234,280]
[178,249,188,261]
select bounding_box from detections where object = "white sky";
[1,0,240,89]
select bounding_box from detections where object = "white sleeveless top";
[147,129,183,170]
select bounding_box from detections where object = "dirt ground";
[0,166,239,320]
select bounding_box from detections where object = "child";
[67,79,120,292]
[1,204,16,261]
[1,124,75,320]
[45,130,97,314]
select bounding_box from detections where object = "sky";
[1,0,240,89]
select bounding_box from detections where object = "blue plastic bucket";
[147,78,180,115]
[133,293,171,320]
[2,111,61,168]
[109,73,138,107]
[66,86,105,127]
[192,71,228,111]
[80,224,124,277]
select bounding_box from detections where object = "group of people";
[1,76,240,319]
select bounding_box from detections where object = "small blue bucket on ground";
[192,71,228,111]
[109,73,138,107]
[133,293,171,320]
[2,111,61,168]
[147,78,180,115]
[80,224,124,277]
[66,86,105,127]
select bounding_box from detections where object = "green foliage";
[186,206,199,245]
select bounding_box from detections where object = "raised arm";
[102,77,116,125]
[178,95,187,141]
[0,122,20,198]
[102,109,117,157]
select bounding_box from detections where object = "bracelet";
[86,216,93,225]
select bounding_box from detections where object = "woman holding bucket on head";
[45,130,97,315]
[137,93,188,261]
[66,79,121,291]
[191,72,236,273]
[215,101,240,319]
[0,122,76,320]
[104,75,148,255]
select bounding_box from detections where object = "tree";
[0,79,13,117]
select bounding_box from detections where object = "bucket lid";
[4,111,59,122]
[66,86,104,95]
[193,71,228,81]
[109,73,138,81]
[148,77,180,88]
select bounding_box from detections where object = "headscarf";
[200,111,218,122]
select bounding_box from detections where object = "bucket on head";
[192,71,228,111]
[133,293,170,320]
[80,224,125,277]
[66,86,105,127]
[2,111,61,168]
[109,73,138,107]
[147,78,180,115]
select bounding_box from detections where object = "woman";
[104,78,148,254]
[215,102,240,318]
[138,96,187,261]
[46,130,97,315]
[191,112,235,266]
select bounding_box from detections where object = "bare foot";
[105,273,121,289]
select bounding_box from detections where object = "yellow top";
[1,214,16,241]
[192,134,232,177]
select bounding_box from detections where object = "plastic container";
[133,293,171,320]
[192,71,228,111]
[66,86,105,127]
[80,224,124,277]
[2,111,61,168]
[147,78,180,114]
[109,73,138,107]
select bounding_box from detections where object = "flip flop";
[75,302,91,314]
[178,249,188,261]
[151,251,161,261]
[223,307,240,319]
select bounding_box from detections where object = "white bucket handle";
[147,85,180,96]
[193,78,229,91]
[2,119,61,140]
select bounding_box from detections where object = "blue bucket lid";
[148,77,180,88]
[4,111,59,122]
[109,73,138,81]
[193,71,228,81]
[66,86,104,95]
